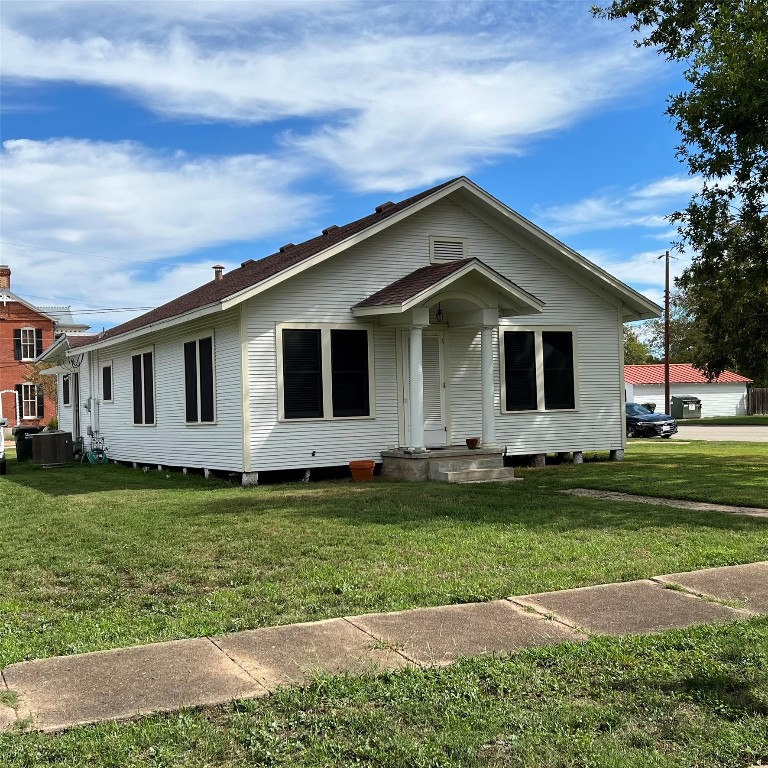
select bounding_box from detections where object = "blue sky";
[1,0,693,330]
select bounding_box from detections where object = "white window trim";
[62,374,71,407]
[20,327,37,361]
[276,322,376,422]
[499,325,579,413]
[429,235,467,264]
[100,360,113,404]
[21,383,39,420]
[131,346,156,427]
[183,332,217,426]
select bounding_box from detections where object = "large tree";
[641,290,705,362]
[624,325,656,364]
[593,0,768,384]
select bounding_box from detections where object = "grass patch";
[0,441,766,669]
[678,415,768,426]
[2,618,767,767]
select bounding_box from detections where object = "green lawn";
[678,415,768,426]
[0,441,766,668]
[3,620,767,767]
[1,441,767,765]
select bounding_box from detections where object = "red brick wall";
[0,303,58,427]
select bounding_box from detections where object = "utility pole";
[657,250,671,415]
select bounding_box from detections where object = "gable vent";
[431,238,466,262]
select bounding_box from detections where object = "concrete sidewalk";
[2,562,766,733]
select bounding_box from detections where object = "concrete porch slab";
[3,637,265,732]
[515,579,749,635]
[348,600,580,667]
[656,562,768,614]
[214,617,413,689]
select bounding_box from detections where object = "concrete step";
[428,456,503,476]
[430,467,521,484]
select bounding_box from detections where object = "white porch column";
[409,324,426,451]
[481,325,496,446]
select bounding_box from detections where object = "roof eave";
[70,301,225,353]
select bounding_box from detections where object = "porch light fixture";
[435,303,444,323]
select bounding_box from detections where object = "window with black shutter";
[62,374,71,406]
[184,336,215,423]
[101,364,113,402]
[19,383,41,419]
[132,350,155,424]
[331,329,370,417]
[282,329,323,419]
[15,328,39,360]
[503,331,537,411]
[279,325,373,420]
[543,332,575,410]
[502,328,577,412]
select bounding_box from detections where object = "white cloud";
[1,138,319,328]
[535,174,702,236]
[579,247,691,299]
[1,1,663,192]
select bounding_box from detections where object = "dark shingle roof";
[99,177,461,342]
[353,260,472,308]
[67,334,100,349]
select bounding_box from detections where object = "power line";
[0,240,214,270]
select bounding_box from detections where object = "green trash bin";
[671,395,702,420]
[12,426,44,461]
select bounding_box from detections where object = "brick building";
[0,265,89,428]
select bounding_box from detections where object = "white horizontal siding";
[245,198,627,469]
[630,383,748,417]
[80,310,244,471]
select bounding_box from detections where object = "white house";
[625,364,752,417]
[40,178,660,483]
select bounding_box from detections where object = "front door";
[403,331,447,447]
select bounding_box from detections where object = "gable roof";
[75,176,661,352]
[625,364,752,385]
[96,179,458,343]
[0,289,57,322]
[352,258,544,316]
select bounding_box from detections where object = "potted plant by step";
[465,437,481,449]
[349,459,376,481]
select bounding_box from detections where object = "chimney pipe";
[212,264,224,281]
[0,265,10,291]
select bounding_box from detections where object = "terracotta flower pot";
[349,459,376,481]
[465,437,481,449]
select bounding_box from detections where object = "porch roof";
[351,258,544,317]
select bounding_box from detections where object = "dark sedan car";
[625,403,678,438]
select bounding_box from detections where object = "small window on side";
[102,364,113,403]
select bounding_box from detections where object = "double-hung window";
[184,336,215,423]
[279,325,373,420]
[132,349,155,425]
[501,328,576,412]
[18,383,44,419]
[14,328,42,361]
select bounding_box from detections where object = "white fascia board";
[0,291,58,322]
[454,183,662,320]
[67,301,223,354]
[35,334,69,363]
[219,181,470,312]
[352,261,545,317]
